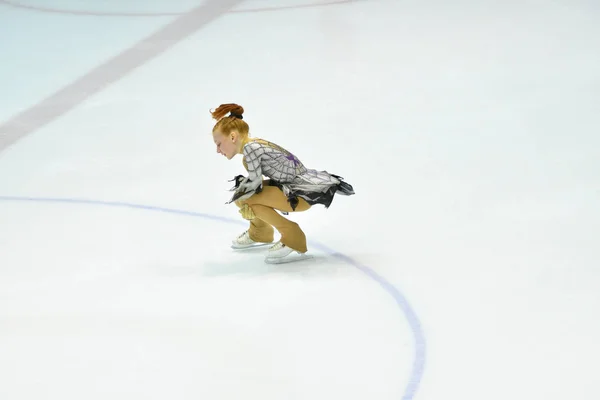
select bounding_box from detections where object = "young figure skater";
[211,103,354,263]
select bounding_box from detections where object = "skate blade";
[264,253,314,264]
[231,242,272,250]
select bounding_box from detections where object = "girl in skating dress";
[210,103,354,263]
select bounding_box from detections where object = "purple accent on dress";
[286,153,300,166]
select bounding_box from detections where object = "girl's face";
[213,130,239,160]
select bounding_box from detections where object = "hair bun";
[210,103,244,120]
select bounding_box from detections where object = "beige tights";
[236,183,310,253]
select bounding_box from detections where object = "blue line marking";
[0,195,426,399]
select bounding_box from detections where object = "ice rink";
[1,0,599,399]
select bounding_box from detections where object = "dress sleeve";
[227,142,264,203]
[242,142,264,188]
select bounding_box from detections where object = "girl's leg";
[247,216,275,243]
[241,185,311,253]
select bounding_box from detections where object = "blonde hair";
[210,103,250,138]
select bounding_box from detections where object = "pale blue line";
[0,195,426,399]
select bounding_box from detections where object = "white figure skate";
[264,242,313,264]
[231,230,273,250]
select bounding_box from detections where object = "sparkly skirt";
[267,173,355,211]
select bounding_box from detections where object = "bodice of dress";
[241,138,307,190]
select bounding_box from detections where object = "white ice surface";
[1,0,599,399]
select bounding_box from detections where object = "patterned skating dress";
[228,138,354,210]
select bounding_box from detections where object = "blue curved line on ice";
[0,195,426,399]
